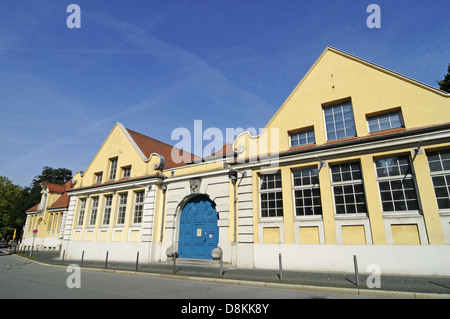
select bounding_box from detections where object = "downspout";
[229,170,238,243]
[159,183,167,242]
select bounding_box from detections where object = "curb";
[6,252,450,299]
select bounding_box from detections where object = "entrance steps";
[168,258,231,268]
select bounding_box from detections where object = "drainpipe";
[159,184,167,242]
[229,170,238,243]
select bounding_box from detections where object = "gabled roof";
[26,180,74,213]
[125,127,201,168]
[264,46,449,130]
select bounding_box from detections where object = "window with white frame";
[89,197,99,226]
[77,198,86,226]
[102,195,112,225]
[292,167,322,216]
[260,172,283,217]
[367,111,403,133]
[324,101,356,141]
[109,158,118,180]
[95,172,103,183]
[330,162,367,214]
[122,166,131,178]
[117,193,128,224]
[133,191,145,223]
[289,129,315,147]
[375,155,419,212]
[426,148,450,210]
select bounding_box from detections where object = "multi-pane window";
[95,172,103,183]
[109,158,118,180]
[367,111,403,133]
[260,172,283,217]
[427,149,450,209]
[133,191,145,223]
[117,193,128,224]
[89,197,99,226]
[375,155,419,212]
[102,195,112,225]
[292,167,322,216]
[77,198,86,226]
[331,162,367,214]
[122,166,131,178]
[290,129,315,147]
[324,102,356,141]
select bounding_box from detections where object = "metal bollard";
[278,253,283,281]
[61,250,65,265]
[105,251,109,269]
[81,250,85,267]
[172,254,177,273]
[136,251,139,271]
[353,255,360,286]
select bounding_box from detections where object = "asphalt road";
[0,251,377,300]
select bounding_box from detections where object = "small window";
[367,111,403,133]
[122,166,131,178]
[324,101,356,141]
[109,158,118,180]
[95,172,103,184]
[290,129,315,147]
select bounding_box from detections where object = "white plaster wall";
[252,243,450,276]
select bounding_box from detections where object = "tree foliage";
[437,63,450,93]
[0,166,72,240]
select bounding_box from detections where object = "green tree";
[437,63,450,93]
[0,167,72,240]
[0,176,22,239]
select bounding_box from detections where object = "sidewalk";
[5,248,450,298]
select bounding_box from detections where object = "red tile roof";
[126,128,201,168]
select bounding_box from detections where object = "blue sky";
[0,0,448,187]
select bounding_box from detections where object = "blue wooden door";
[178,196,219,259]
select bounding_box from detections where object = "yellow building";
[23,180,73,250]
[22,47,450,275]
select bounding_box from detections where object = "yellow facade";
[23,47,450,275]
[235,47,450,247]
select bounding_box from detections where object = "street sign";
[33,229,38,237]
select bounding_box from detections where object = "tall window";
[367,111,403,133]
[324,101,356,140]
[290,129,315,147]
[117,193,128,224]
[77,198,86,226]
[330,162,367,214]
[375,155,419,212]
[292,167,322,216]
[133,191,145,223]
[109,158,118,180]
[260,172,283,217]
[427,149,450,209]
[89,197,99,226]
[102,195,112,225]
